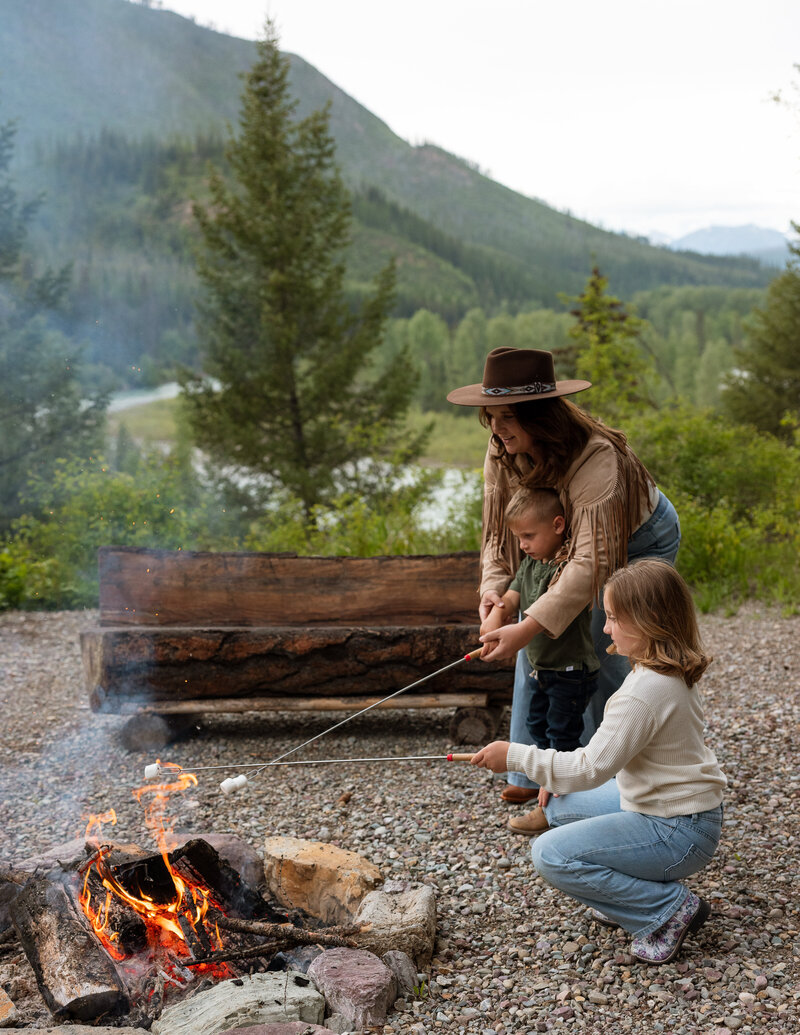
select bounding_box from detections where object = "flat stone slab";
[219,1024,339,1035]
[263,837,382,924]
[307,947,397,1029]
[150,971,324,1035]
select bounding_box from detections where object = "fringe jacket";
[480,433,658,639]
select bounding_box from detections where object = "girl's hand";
[470,741,510,773]
[538,788,551,808]
[479,590,504,624]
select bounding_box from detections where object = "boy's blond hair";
[505,486,563,527]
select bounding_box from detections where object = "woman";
[447,347,680,819]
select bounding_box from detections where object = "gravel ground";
[0,605,798,1034]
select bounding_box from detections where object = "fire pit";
[5,768,367,1027]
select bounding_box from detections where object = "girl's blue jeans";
[533,779,723,935]
[506,490,681,787]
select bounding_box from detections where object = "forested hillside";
[2,0,775,388]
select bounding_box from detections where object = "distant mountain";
[669,225,791,267]
[0,0,777,386]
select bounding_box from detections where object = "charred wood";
[10,875,128,1021]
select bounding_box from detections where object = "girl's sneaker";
[631,892,711,964]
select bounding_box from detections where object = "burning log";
[81,866,149,956]
[170,838,285,921]
[10,875,128,1021]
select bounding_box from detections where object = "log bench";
[80,547,514,750]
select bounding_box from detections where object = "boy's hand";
[538,788,552,808]
[470,741,510,773]
[479,590,504,623]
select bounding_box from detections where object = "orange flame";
[79,762,224,961]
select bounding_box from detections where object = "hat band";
[482,381,556,396]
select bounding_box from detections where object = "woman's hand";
[479,615,543,661]
[470,741,510,773]
[479,590,504,624]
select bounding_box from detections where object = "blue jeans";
[527,666,599,751]
[507,490,681,782]
[534,779,723,935]
[584,490,681,742]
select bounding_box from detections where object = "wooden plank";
[82,624,512,712]
[121,691,494,716]
[97,547,481,627]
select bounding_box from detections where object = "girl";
[472,559,726,964]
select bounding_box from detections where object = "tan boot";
[508,806,550,836]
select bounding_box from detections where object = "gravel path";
[0,606,798,1033]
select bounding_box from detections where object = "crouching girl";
[472,559,726,964]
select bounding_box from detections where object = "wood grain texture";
[82,624,512,711]
[96,547,481,627]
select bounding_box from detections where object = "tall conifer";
[184,22,423,520]
[722,234,800,439]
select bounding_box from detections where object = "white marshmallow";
[144,763,161,780]
[220,774,248,795]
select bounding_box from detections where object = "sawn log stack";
[81,547,513,750]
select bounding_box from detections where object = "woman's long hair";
[604,560,710,688]
[479,396,640,488]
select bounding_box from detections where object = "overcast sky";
[158,0,800,240]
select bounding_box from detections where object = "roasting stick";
[142,648,483,792]
[147,753,474,775]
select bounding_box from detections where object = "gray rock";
[353,882,436,966]
[150,971,324,1035]
[218,1025,339,1035]
[307,947,397,1029]
[380,949,418,995]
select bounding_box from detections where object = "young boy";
[481,486,600,835]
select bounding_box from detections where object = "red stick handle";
[464,647,484,660]
[446,753,475,762]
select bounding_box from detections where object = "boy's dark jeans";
[526,666,599,751]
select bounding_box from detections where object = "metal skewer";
[143,648,484,792]
[148,753,475,776]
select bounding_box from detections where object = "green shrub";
[628,406,800,610]
[1,453,238,609]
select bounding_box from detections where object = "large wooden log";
[10,876,128,1021]
[82,624,512,711]
[97,547,481,627]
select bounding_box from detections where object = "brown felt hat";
[447,347,592,406]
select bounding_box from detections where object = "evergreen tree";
[0,117,106,532]
[722,234,800,439]
[183,22,424,519]
[569,267,658,421]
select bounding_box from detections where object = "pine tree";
[0,117,106,532]
[722,234,800,439]
[183,22,424,521]
[568,267,657,421]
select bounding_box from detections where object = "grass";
[410,409,489,468]
[106,397,182,446]
[106,398,492,469]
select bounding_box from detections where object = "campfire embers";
[5,766,358,1026]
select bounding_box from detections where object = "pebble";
[0,605,798,1034]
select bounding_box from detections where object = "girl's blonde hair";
[604,559,710,688]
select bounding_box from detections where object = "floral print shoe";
[631,892,711,964]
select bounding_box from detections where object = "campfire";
[7,763,365,1026]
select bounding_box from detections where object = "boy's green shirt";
[509,556,600,673]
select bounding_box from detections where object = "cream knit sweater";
[506,666,726,817]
